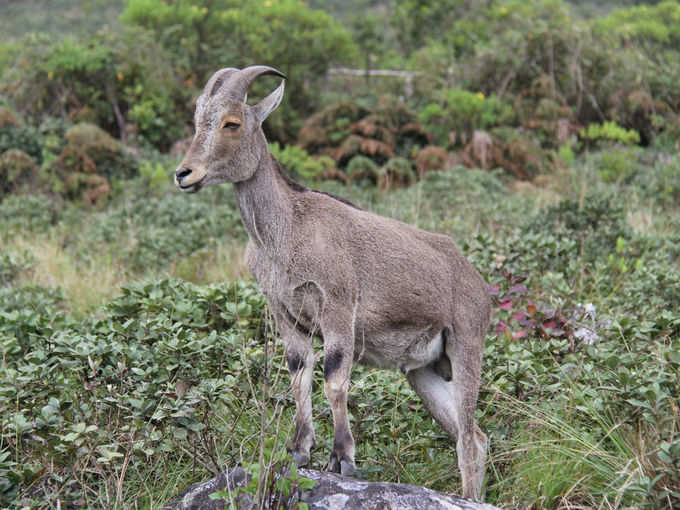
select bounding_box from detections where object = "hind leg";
[406,338,487,500]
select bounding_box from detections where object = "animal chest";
[245,241,322,332]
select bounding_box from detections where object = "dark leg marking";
[287,353,304,373]
[323,349,343,382]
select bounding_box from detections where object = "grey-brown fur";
[175,65,492,501]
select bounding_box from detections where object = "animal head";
[175,65,286,192]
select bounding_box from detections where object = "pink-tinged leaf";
[519,318,536,328]
[544,321,558,329]
[499,300,513,311]
[489,284,500,296]
[495,321,508,333]
[513,311,528,322]
[513,330,528,339]
[509,284,527,295]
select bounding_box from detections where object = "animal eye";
[223,121,240,130]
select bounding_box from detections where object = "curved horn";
[232,65,287,102]
[202,67,240,97]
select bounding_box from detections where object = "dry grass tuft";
[10,235,125,315]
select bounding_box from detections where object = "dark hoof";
[340,459,355,476]
[291,451,310,467]
[329,453,355,475]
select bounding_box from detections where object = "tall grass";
[490,393,654,509]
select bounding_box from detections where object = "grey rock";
[161,467,501,510]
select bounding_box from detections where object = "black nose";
[175,167,192,182]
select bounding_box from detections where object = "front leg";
[321,309,356,476]
[274,308,316,467]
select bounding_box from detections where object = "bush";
[47,123,138,204]
[594,147,641,183]
[420,88,515,147]
[524,191,630,261]
[122,0,357,142]
[580,121,641,148]
[65,187,244,273]
[1,28,186,151]
[300,97,429,180]
[0,124,43,164]
[0,149,45,200]
[633,153,680,206]
[269,142,334,181]
[346,155,379,184]
[0,250,33,287]
[0,279,268,507]
[378,156,415,192]
[0,194,60,235]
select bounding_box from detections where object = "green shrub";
[420,88,514,147]
[523,191,630,262]
[1,28,186,151]
[44,123,138,204]
[138,159,172,194]
[0,250,33,287]
[594,147,641,183]
[633,154,680,206]
[60,123,137,181]
[580,121,641,148]
[0,149,45,200]
[346,155,379,184]
[0,279,268,507]
[378,156,415,191]
[122,0,358,142]
[0,124,43,164]
[66,187,244,272]
[0,194,60,235]
[269,142,334,181]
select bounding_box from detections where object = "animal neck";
[234,152,294,255]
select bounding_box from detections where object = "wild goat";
[175,65,492,500]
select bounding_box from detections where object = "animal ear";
[252,80,285,124]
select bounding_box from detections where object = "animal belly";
[354,327,445,373]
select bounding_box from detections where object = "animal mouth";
[178,176,205,193]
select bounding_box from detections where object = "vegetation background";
[0,0,678,508]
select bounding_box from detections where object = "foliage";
[378,156,415,191]
[0,195,61,236]
[632,153,680,205]
[300,97,429,182]
[420,89,515,147]
[1,154,679,507]
[593,147,641,183]
[269,142,335,181]
[1,28,186,150]
[0,150,44,200]
[580,121,641,147]
[2,1,680,508]
[0,250,33,287]
[523,191,630,262]
[0,125,43,164]
[211,456,316,509]
[122,0,358,141]
[46,123,138,205]
[0,279,268,507]
[346,155,379,184]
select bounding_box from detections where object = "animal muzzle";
[175,166,206,192]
